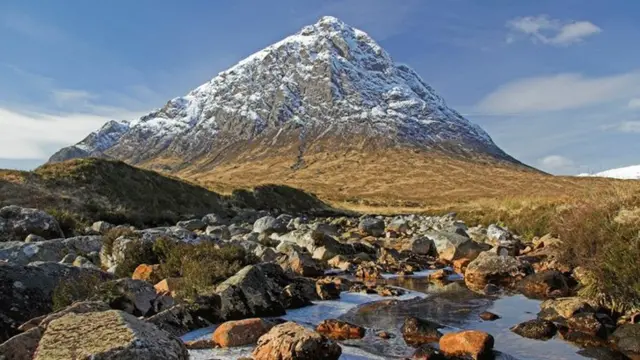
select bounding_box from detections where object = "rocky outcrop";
[0,206,63,242]
[0,236,102,265]
[33,310,188,360]
[252,321,341,360]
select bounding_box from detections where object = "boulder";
[205,225,231,240]
[252,321,341,360]
[95,278,173,317]
[177,219,206,231]
[464,252,532,291]
[0,236,102,265]
[566,312,607,338]
[281,281,315,309]
[439,330,494,360]
[538,297,596,321]
[132,264,163,284]
[91,221,114,234]
[355,261,382,280]
[33,310,188,360]
[401,237,433,255]
[479,311,501,321]
[0,206,63,242]
[359,217,385,237]
[427,231,487,262]
[280,251,324,277]
[0,262,111,343]
[411,344,448,360]
[516,270,570,299]
[402,317,444,346]
[154,278,184,297]
[388,218,410,233]
[215,263,289,320]
[202,213,228,226]
[611,324,640,357]
[0,327,42,360]
[213,318,273,347]
[254,216,287,234]
[510,319,557,340]
[316,280,340,300]
[316,319,366,340]
[146,303,216,337]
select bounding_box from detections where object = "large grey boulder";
[358,217,385,237]
[95,279,173,317]
[33,310,188,360]
[215,263,291,320]
[0,236,102,265]
[253,216,287,234]
[611,324,640,357]
[0,206,64,242]
[427,231,487,262]
[0,262,112,342]
[464,252,532,291]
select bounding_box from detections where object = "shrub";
[114,240,158,278]
[52,272,106,311]
[46,208,88,237]
[102,227,139,257]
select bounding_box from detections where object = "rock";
[358,217,385,237]
[559,329,608,348]
[479,311,500,321]
[411,344,448,360]
[184,339,216,349]
[439,330,494,360]
[316,280,341,300]
[254,216,287,234]
[402,237,433,255]
[213,318,274,347]
[516,270,569,299]
[312,246,336,261]
[327,255,351,271]
[146,302,218,338]
[24,234,45,243]
[72,255,99,270]
[96,278,172,317]
[0,206,64,242]
[202,213,228,226]
[281,282,315,309]
[388,218,409,233]
[577,347,632,360]
[0,236,102,266]
[316,319,365,340]
[176,219,206,231]
[311,223,340,237]
[154,278,183,297]
[281,251,324,277]
[377,331,392,339]
[402,317,444,346]
[355,261,382,280]
[611,323,640,357]
[566,312,607,338]
[427,231,487,262]
[0,262,111,343]
[215,263,289,320]
[205,225,231,240]
[538,297,596,321]
[91,221,114,234]
[33,310,188,360]
[464,251,532,291]
[486,224,514,245]
[452,258,471,274]
[0,327,42,360]
[430,268,452,280]
[510,319,557,340]
[252,321,341,360]
[132,264,163,284]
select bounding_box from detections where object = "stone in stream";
[252,321,341,360]
[316,319,366,340]
[401,317,444,346]
[510,319,557,340]
[439,330,495,360]
[426,230,488,262]
[537,297,596,321]
[611,323,640,357]
[411,344,448,359]
[516,270,570,299]
[464,251,532,291]
[479,311,501,321]
[212,318,274,347]
[565,312,608,338]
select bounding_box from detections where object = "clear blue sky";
[1,0,639,174]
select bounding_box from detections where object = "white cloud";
[51,89,95,105]
[0,107,143,159]
[538,155,575,173]
[605,121,640,133]
[507,15,601,46]
[629,98,640,109]
[476,71,640,114]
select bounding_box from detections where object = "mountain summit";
[50,16,516,168]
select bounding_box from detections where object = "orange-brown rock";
[316,319,366,340]
[212,318,273,348]
[439,330,494,360]
[252,322,341,360]
[132,264,162,283]
[453,258,471,274]
[154,278,184,297]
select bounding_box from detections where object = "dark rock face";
[401,317,444,347]
[0,262,111,342]
[0,206,64,242]
[510,319,557,340]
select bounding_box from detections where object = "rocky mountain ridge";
[50,16,518,169]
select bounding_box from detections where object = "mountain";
[48,16,542,207]
[579,165,640,180]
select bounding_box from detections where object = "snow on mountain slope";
[49,120,130,162]
[49,16,516,166]
[579,165,640,180]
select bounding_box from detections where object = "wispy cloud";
[629,98,640,109]
[476,71,640,115]
[603,121,640,133]
[506,15,601,46]
[538,155,576,173]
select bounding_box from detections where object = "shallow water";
[185,273,591,360]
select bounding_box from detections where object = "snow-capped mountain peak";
[49,16,516,167]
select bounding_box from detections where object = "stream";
[184,271,592,360]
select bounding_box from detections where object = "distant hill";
[579,165,640,180]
